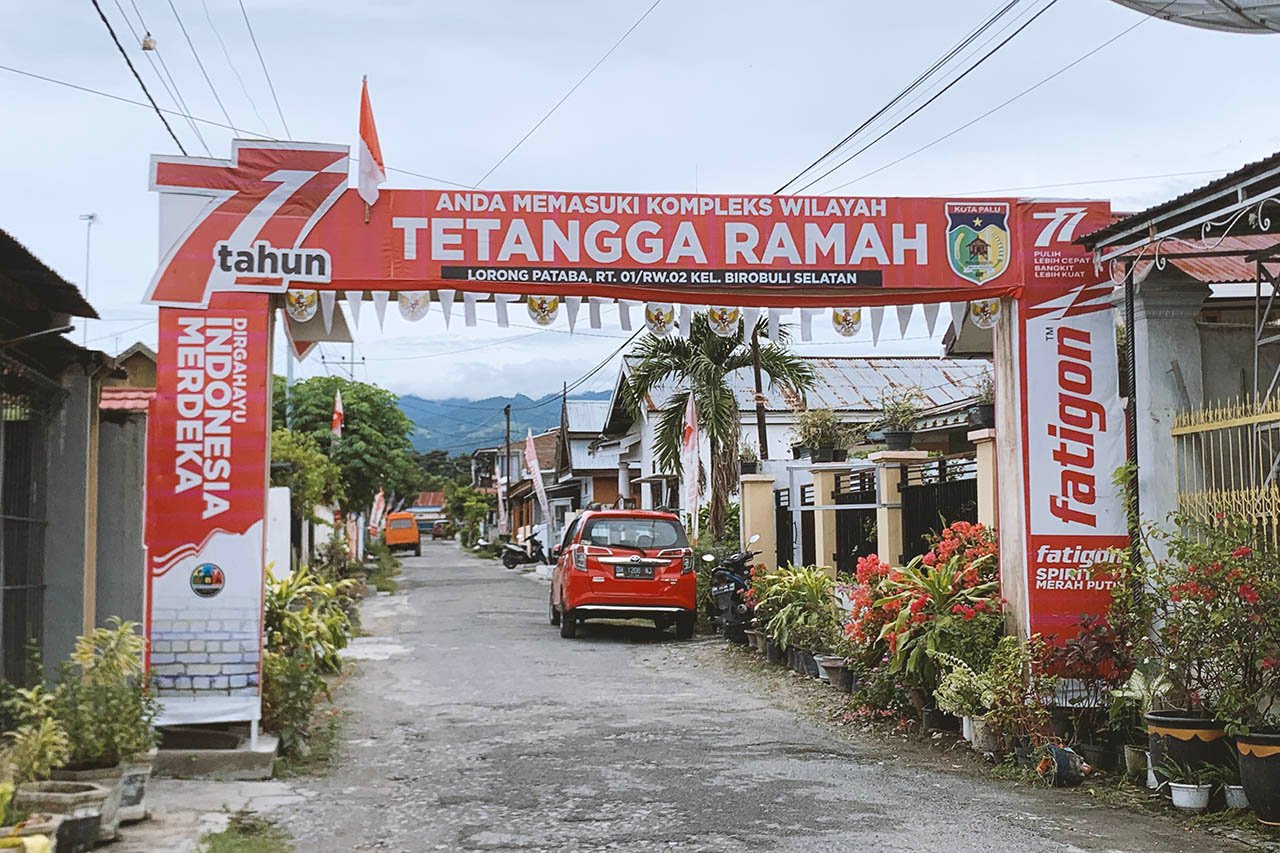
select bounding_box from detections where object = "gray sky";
[4,0,1279,399]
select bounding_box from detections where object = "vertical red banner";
[144,292,273,725]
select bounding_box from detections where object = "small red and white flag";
[357,76,386,207]
[681,393,699,539]
[331,389,344,437]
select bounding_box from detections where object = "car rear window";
[581,517,687,549]
[389,518,415,529]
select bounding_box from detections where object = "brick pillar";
[812,468,838,578]
[738,474,777,570]
[869,450,930,566]
[969,428,997,529]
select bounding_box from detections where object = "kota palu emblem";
[945,202,1011,285]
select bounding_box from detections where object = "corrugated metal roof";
[568,438,620,472]
[564,400,611,433]
[412,491,446,509]
[1134,235,1280,284]
[99,387,154,412]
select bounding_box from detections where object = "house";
[554,399,623,509]
[505,430,559,545]
[103,341,157,388]
[0,227,138,682]
[406,490,447,530]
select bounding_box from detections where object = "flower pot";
[968,403,995,429]
[739,461,759,475]
[1075,742,1117,772]
[765,639,785,665]
[971,718,1002,752]
[883,430,913,451]
[1014,743,1039,770]
[118,749,157,824]
[1169,782,1213,812]
[921,708,960,734]
[13,781,109,853]
[1237,732,1280,825]
[790,445,808,460]
[0,814,62,852]
[1146,710,1232,788]
[825,663,854,693]
[743,629,759,653]
[1225,784,1250,810]
[815,654,844,683]
[1123,745,1148,778]
[51,764,125,842]
[810,447,835,464]
[961,715,974,743]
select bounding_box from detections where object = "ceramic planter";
[1075,742,1116,772]
[968,403,995,429]
[743,629,760,653]
[13,781,109,853]
[1146,710,1232,788]
[970,718,1002,753]
[0,814,62,852]
[824,663,854,693]
[1123,745,1148,778]
[810,447,836,463]
[1225,784,1250,810]
[1238,732,1280,825]
[118,749,158,823]
[739,461,758,475]
[51,764,125,842]
[1169,782,1212,812]
[882,430,913,451]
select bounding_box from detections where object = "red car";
[550,509,696,639]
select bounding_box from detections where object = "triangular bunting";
[923,302,940,338]
[618,300,635,331]
[742,307,761,333]
[319,291,336,334]
[438,289,456,327]
[372,291,389,330]
[799,308,818,342]
[678,304,695,336]
[896,304,913,338]
[869,306,884,346]
[344,291,363,327]
[494,294,516,328]
[767,308,786,340]
[565,296,582,333]
[949,302,967,336]
[463,292,485,327]
[588,297,609,329]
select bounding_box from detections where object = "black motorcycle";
[703,533,761,642]
[501,536,546,569]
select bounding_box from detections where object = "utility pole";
[751,326,769,459]
[321,346,365,378]
[504,404,512,483]
[79,213,97,346]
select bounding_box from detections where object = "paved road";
[276,541,1248,852]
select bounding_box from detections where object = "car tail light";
[573,547,587,571]
[682,548,694,574]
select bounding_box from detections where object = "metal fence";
[899,454,978,563]
[833,470,877,575]
[1173,397,1280,545]
[799,484,816,566]
[774,488,792,568]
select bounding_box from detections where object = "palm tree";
[624,313,815,541]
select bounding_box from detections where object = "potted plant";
[967,372,995,429]
[49,618,159,842]
[1160,760,1215,812]
[6,686,108,853]
[981,636,1059,762]
[759,564,839,679]
[793,409,861,463]
[932,652,988,746]
[739,442,759,475]
[1108,667,1169,780]
[0,778,61,853]
[878,387,925,451]
[1204,760,1249,810]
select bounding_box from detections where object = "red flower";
[1239,584,1260,605]
[1233,545,1253,558]
[1263,657,1280,671]
[921,552,937,567]
[909,594,930,614]
[951,604,966,615]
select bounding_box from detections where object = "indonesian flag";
[370,488,386,529]
[331,389,344,437]
[525,429,552,529]
[681,393,699,539]
[357,77,386,207]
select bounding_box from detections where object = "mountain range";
[398,390,612,454]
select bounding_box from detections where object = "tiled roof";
[100,386,155,412]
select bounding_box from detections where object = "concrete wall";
[43,371,96,670]
[95,413,146,627]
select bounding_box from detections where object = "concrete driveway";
[269,540,1249,852]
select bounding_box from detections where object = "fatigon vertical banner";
[1015,202,1129,639]
[145,292,272,725]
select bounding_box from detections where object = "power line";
[110,0,210,155]
[201,0,268,131]
[472,0,663,187]
[237,0,291,138]
[945,168,1228,198]
[512,328,640,411]
[775,0,1025,194]
[89,0,186,153]
[819,1,1168,195]
[165,0,242,135]
[792,0,1062,195]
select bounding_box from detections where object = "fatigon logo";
[190,563,226,598]
[945,202,1010,285]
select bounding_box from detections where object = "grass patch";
[274,706,343,779]
[202,811,292,853]
[368,558,401,593]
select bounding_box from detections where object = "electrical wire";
[89,0,186,153]
[237,0,291,138]
[472,0,662,187]
[110,0,209,155]
[511,328,640,411]
[774,0,1025,194]
[818,0,1171,195]
[791,0,1062,195]
[165,0,242,135]
[201,0,268,131]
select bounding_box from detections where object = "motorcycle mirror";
[701,553,716,562]
[747,533,761,545]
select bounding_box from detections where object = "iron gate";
[899,454,978,563]
[800,484,816,566]
[834,470,877,576]
[774,488,792,568]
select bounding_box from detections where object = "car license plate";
[615,565,655,579]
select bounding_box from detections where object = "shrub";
[793,409,863,450]
[261,651,326,758]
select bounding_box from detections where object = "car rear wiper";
[608,542,648,554]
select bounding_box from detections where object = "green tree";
[270,428,345,521]
[624,314,814,541]
[445,482,496,546]
[274,376,422,512]
[411,449,472,487]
